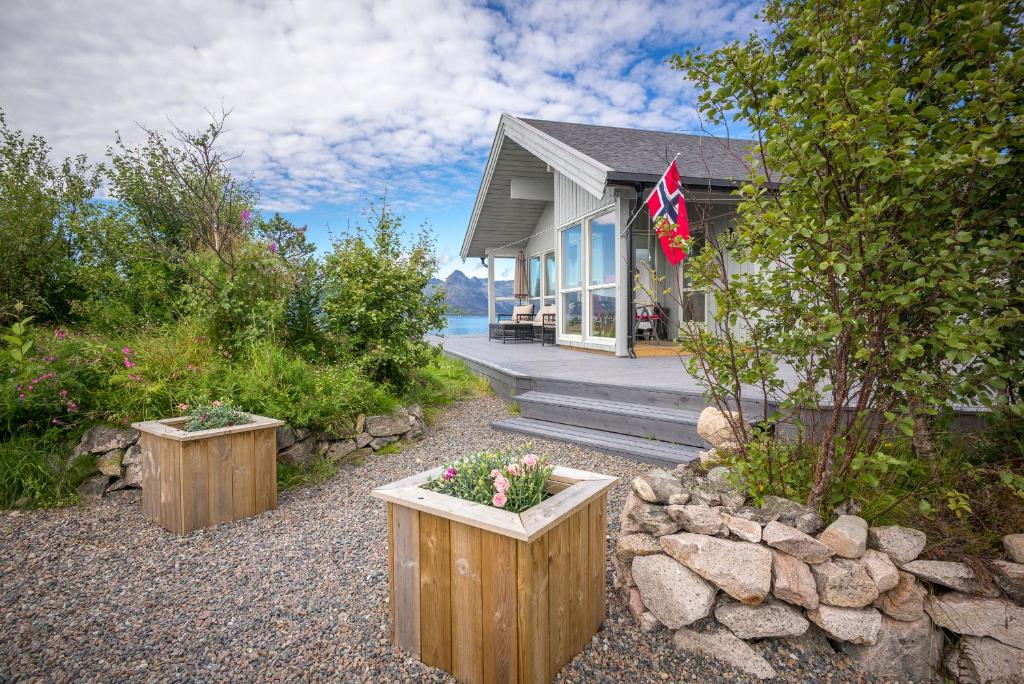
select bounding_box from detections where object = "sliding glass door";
[558,208,618,343]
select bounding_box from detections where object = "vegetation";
[424,449,554,512]
[0,109,467,508]
[182,400,253,432]
[666,0,1023,546]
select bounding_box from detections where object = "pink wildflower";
[66,402,78,413]
[121,347,132,355]
[443,467,457,481]
[123,358,135,369]
[241,209,252,224]
[523,454,539,469]
[127,374,143,382]
[494,476,510,493]
[211,400,222,407]
[492,491,507,508]
[18,393,25,400]
[490,468,502,479]
[178,403,190,411]
[268,241,279,254]
[60,388,68,399]
[55,329,66,340]
[506,463,522,477]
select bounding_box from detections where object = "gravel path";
[1,393,870,683]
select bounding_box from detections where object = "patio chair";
[531,304,557,346]
[488,304,534,343]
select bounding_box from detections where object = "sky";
[1,0,762,281]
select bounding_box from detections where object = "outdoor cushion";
[533,304,557,326]
[499,303,534,324]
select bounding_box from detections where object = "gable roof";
[519,118,756,187]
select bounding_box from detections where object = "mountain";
[427,269,515,316]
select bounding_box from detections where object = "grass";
[0,432,83,508]
[277,455,338,491]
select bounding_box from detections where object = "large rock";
[696,407,750,450]
[673,627,776,680]
[944,635,1024,684]
[611,555,634,589]
[631,554,717,629]
[276,426,299,450]
[811,558,880,608]
[867,525,926,564]
[369,435,398,450]
[771,549,819,609]
[903,559,999,596]
[622,491,680,536]
[615,534,662,563]
[666,504,728,536]
[639,611,663,634]
[840,615,942,683]
[873,570,926,622]
[72,425,138,457]
[714,595,809,639]
[817,515,868,559]
[721,512,762,543]
[807,605,882,645]
[277,437,316,466]
[122,442,142,466]
[660,532,772,604]
[122,462,142,488]
[926,592,1024,649]
[860,549,899,592]
[632,469,686,504]
[1004,534,1024,564]
[741,495,823,535]
[76,474,112,498]
[777,624,836,659]
[95,449,124,477]
[990,560,1024,606]
[627,587,646,622]
[762,521,834,564]
[326,440,358,462]
[365,410,411,437]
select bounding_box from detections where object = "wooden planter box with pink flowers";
[371,453,617,684]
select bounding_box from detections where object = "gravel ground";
[1,393,872,683]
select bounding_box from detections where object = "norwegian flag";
[645,159,690,265]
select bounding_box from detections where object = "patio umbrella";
[513,250,529,303]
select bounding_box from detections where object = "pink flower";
[123,358,135,369]
[268,241,279,254]
[60,388,68,399]
[494,476,510,493]
[55,329,66,340]
[506,463,522,477]
[523,454,539,469]
[127,374,143,382]
[241,209,252,224]
[211,400,222,407]
[490,469,502,479]
[492,492,507,508]
[17,393,25,400]
[178,403,190,411]
[443,467,457,481]
[121,347,132,355]
[66,401,78,413]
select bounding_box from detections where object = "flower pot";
[131,414,284,534]
[372,465,618,684]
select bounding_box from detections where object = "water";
[440,315,489,336]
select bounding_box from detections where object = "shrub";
[424,449,553,513]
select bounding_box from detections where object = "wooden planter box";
[131,414,283,534]
[372,465,617,684]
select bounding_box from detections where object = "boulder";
[632,469,686,504]
[777,624,836,658]
[807,605,882,645]
[762,521,834,564]
[1004,534,1024,564]
[631,554,717,629]
[622,491,681,536]
[611,554,634,589]
[811,557,879,608]
[369,435,399,450]
[687,485,722,507]
[615,534,662,563]
[771,549,819,610]
[673,627,776,680]
[327,440,358,462]
[704,467,747,506]
[698,448,720,468]
[903,559,999,597]
[660,532,772,604]
[355,432,373,449]
[696,407,749,450]
[867,525,926,564]
[740,496,823,535]
[354,413,366,434]
[407,404,423,421]
[860,549,900,593]
[667,493,691,505]
[277,438,316,466]
[817,514,868,559]
[873,570,926,622]
[95,449,124,477]
[944,635,1024,684]
[714,595,809,639]
[121,462,142,488]
[72,425,139,457]
[365,411,411,437]
[275,426,310,451]
[721,512,761,543]
[76,474,112,498]
[926,592,1024,650]
[990,560,1024,606]
[122,443,142,466]
[666,504,728,536]
[840,615,943,683]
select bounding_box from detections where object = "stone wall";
[73,406,427,499]
[615,464,1024,682]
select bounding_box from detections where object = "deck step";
[491,417,701,467]
[515,391,707,446]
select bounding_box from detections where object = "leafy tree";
[0,110,100,322]
[322,203,447,388]
[672,0,1024,509]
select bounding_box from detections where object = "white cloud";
[0,0,762,213]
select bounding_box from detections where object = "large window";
[680,233,706,323]
[529,252,555,311]
[543,253,556,306]
[560,224,582,334]
[586,211,616,338]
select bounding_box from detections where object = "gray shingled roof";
[519,118,757,186]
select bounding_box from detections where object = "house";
[460,114,759,357]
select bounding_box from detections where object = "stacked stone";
[73,405,427,499]
[614,465,1024,682]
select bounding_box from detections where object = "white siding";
[553,171,615,227]
[525,203,555,255]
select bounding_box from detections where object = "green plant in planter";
[423,448,554,513]
[182,400,253,432]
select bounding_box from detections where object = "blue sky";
[1,0,762,280]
